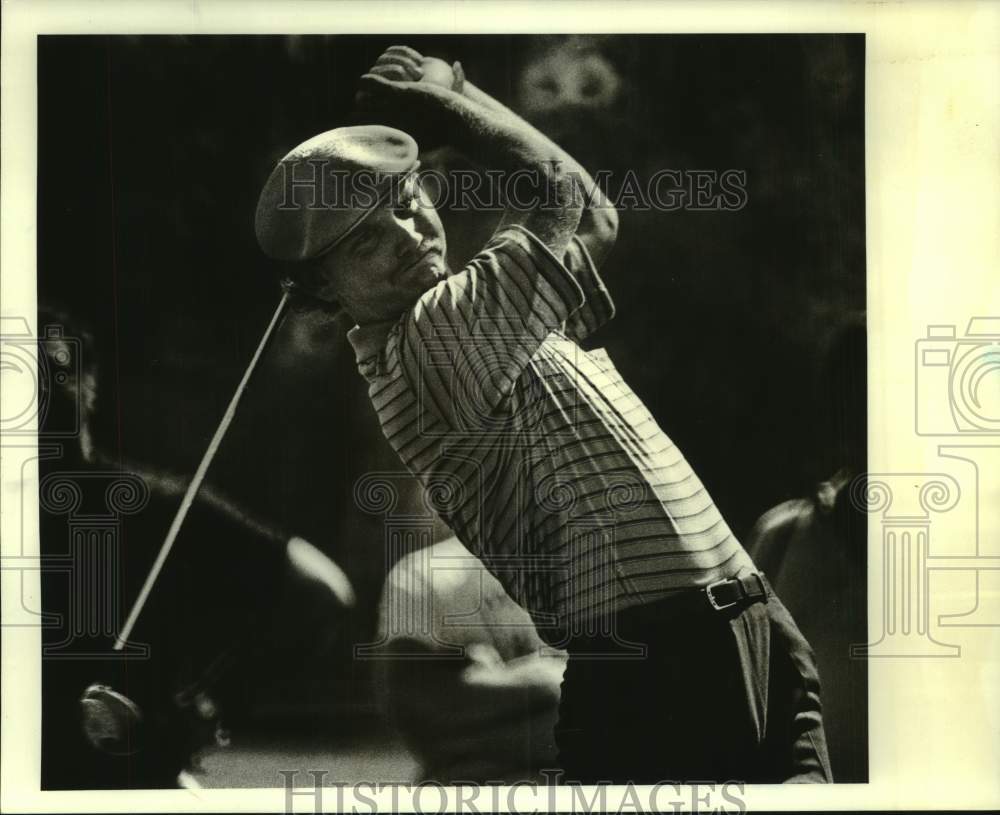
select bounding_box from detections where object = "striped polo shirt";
[348,223,755,642]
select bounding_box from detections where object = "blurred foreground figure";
[748,470,867,781]
[37,307,354,788]
[375,537,566,783]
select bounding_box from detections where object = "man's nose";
[392,210,424,257]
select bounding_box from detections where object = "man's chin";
[426,265,449,287]
[404,266,446,299]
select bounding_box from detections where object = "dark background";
[38,33,865,717]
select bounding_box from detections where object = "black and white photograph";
[34,29,867,791]
[1,2,998,813]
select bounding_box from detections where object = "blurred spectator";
[374,537,566,783]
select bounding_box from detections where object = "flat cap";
[255,125,419,263]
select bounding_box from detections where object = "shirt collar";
[346,319,398,369]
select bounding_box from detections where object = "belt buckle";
[705,578,739,612]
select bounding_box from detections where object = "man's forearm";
[357,54,596,256]
[461,82,601,199]
[422,83,584,253]
[459,79,618,265]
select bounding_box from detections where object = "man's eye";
[399,177,420,209]
[394,191,414,214]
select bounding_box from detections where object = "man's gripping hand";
[355,45,465,106]
[354,47,473,148]
[356,44,585,258]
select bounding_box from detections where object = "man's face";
[317,174,448,324]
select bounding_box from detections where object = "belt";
[559,572,772,652]
[703,572,769,613]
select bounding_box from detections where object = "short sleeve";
[398,223,586,429]
[560,234,616,343]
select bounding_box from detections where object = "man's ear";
[281,259,342,315]
[285,285,344,319]
[298,256,340,301]
[304,258,330,292]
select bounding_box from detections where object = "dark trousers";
[553,579,832,784]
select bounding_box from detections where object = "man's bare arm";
[455,69,619,269]
[358,63,583,260]
[356,45,618,267]
[366,47,618,267]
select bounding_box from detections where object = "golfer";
[255,44,831,784]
